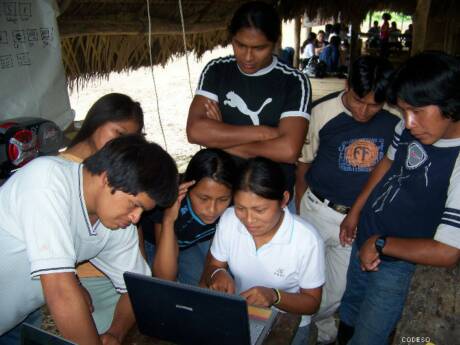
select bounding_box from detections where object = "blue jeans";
[145,239,211,286]
[0,308,42,345]
[291,324,310,345]
[339,244,416,345]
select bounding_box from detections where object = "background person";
[295,55,398,344]
[0,135,178,345]
[367,21,380,49]
[379,13,391,58]
[338,51,460,345]
[187,1,311,204]
[201,157,325,345]
[314,30,328,56]
[140,148,237,286]
[300,32,317,68]
[319,36,341,74]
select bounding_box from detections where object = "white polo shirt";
[211,207,325,324]
[0,156,150,293]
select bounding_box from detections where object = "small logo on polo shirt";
[274,268,285,277]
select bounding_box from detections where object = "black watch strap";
[375,236,387,255]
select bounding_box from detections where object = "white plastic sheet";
[0,0,73,129]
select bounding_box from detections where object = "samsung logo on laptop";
[176,304,194,312]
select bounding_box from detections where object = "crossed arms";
[187,95,308,164]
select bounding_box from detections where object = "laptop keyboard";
[249,320,265,345]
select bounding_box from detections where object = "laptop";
[21,323,76,345]
[124,271,278,345]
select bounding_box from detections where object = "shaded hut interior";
[56,0,460,89]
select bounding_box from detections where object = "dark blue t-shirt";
[357,121,460,250]
[303,91,399,206]
[141,196,217,250]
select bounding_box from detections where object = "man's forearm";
[187,118,278,148]
[382,237,460,267]
[41,273,101,345]
[104,293,136,343]
[295,162,311,213]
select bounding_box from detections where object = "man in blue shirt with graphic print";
[338,52,460,345]
[295,55,399,344]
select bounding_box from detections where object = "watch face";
[375,237,386,253]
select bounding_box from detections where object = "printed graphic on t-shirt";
[223,91,272,125]
[372,142,431,213]
[371,166,411,213]
[338,138,384,172]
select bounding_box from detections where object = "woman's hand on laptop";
[240,286,276,308]
[208,269,235,294]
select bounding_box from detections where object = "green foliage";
[364,11,412,32]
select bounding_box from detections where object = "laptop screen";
[21,323,76,345]
[124,272,277,345]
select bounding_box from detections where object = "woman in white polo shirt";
[201,157,325,344]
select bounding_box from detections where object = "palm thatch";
[58,0,460,88]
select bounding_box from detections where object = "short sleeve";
[280,71,312,120]
[195,58,220,102]
[16,167,77,278]
[434,153,460,250]
[298,109,321,163]
[91,225,150,293]
[386,120,405,160]
[210,208,236,263]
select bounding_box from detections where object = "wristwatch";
[375,236,387,255]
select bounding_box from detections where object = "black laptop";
[124,271,278,345]
[21,323,76,345]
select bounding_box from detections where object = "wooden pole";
[411,0,431,55]
[349,19,360,73]
[293,16,301,68]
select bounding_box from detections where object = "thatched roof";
[59,0,451,88]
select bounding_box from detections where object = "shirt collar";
[78,164,99,236]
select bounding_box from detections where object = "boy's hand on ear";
[163,181,195,224]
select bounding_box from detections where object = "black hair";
[382,13,392,21]
[387,51,460,121]
[332,23,342,35]
[184,148,237,190]
[84,134,178,207]
[329,35,341,47]
[235,157,286,201]
[70,93,144,148]
[348,55,393,103]
[228,1,281,43]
